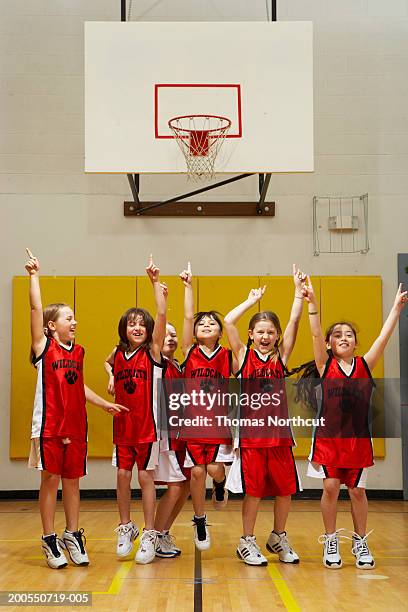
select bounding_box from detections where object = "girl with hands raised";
[223,264,306,567]
[300,277,407,571]
[104,254,167,565]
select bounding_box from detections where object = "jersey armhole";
[32,336,51,365]
[235,347,249,378]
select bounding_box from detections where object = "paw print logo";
[124,379,136,394]
[65,370,78,385]
[260,379,274,392]
[200,379,214,393]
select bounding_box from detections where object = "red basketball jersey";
[310,356,374,469]
[31,338,87,440]
[163,357,184,451]
[181,344,232,444]
[113,346,163,445]
[236,347,294,448]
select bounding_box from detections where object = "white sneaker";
[115,521,139,557]
[212,477,228,510]
[266,531,299,564]
[237,536,268,566]
[61,528,89,566]
[41,534,68,569]
[318,531,343,569]
[155,532,181,558]
[193,515,210,551]
[352,531,375,569]
[135,529,157,564]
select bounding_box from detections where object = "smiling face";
[47,306,76,345]
[249,320,280,355]
[126,313,148,349]
[162,323,178,358]
[327,323,356,359]
[194,314,222,344]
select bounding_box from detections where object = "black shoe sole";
[265,542,300,563]
[236,550,268,567]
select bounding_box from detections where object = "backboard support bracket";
[123,173,275,217]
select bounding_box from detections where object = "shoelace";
[71,528,87,554]
[278,533,293,553]
[162,533,177,549]
[244,536,262,557]
[140,530,157,550]
[44,534,64,558]
[115,523,134,537]
[318,528,349,554]
[351,529,373,557]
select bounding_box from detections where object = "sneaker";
[115,521,139,557]
[61,528,89,566]
[266,531,299,564]
[352,531,375,569]
[212,477,228,510]
[237,536,268,566]
[318,531,343,569]
[135,529,157,564]
[41,534,68,569]
[155,532,181,558]
[192,515,210,551]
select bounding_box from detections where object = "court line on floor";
[266,563,301,612]
[93,561,134,595]
[194,548,202,612]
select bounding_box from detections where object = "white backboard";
[85,21,314,174]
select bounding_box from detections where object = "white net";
[168,115,231,180]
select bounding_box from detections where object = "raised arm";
[364,284,408,371]
[302,276,328,375]
[180,261,194,356]
[280,264,306,364]
[104,347,116,396]
[25,248,47,357]
[145,255,167,362]
[224,286,266,367]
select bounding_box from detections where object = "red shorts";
[30,437,87,479]
[114,443,154,471]
[241,447,300,498]
[186,443,222,466]
[322,465,366,488]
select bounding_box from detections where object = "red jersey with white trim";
[180,344,232,444]
[31,338,87,440]
[113,346,163,445]
[310,356,374,469]
[163,357,184,451]
[237,347,294,448]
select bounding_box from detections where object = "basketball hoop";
[168,114,231,180]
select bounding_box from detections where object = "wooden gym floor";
[0,499,407,611]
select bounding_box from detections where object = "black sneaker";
[212,477,228,509]
[192,516,210,551]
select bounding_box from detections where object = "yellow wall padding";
[75,277,137,458]
[10,275,385,460]
[10,277,75,458]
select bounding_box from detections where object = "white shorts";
[153,450,186,483]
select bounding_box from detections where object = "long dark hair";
[294,321,358,409]
[117,308,154,352]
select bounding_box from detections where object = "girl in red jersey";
[105,255,167,565]
[25,249,126,570]
[301,277,407,570]
[179,262,236,551]
[224,265,306,567]
[153,323,191,559]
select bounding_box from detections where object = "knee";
[117,469,132,483]
[138,470,153,487]
[348,487,366,502]
[41,472,60,487]
[323,480,340,499]
[191,466,205,481]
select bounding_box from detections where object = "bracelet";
[308,311,319,315]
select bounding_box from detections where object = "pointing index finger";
[26,247,35,259]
